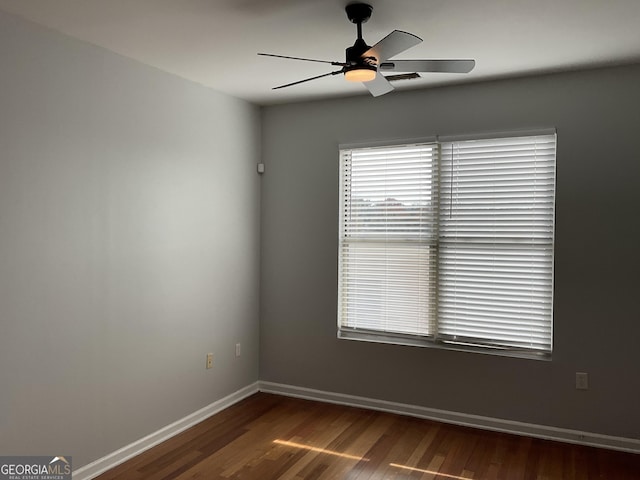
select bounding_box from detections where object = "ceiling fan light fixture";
[344,66,376,83]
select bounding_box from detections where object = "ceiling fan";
[258,2,475,97]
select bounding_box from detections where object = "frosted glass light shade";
[345,68,376,83]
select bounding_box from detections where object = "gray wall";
[0,11,261,467]
[260,65,640,439]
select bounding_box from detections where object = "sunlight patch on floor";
[390,462,473,479]
[273,439,369,462]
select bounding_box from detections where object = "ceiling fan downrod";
[346,3,372,38]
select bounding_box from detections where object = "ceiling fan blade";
[364,72,395,97]
[379,59,476,74]
[364,30,422,63]
[272,70,344,90]
[258,53,347,66]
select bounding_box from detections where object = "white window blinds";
[338,133,556,356]
[438,135,556,353]
[338,144,439,338]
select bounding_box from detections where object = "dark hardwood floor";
[94,392,640,479]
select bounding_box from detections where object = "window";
[338,132,556,357]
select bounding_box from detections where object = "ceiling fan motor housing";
[346,38,373,65]
[344,38,376,80]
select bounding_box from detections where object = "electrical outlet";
[576,372,588,390]
[235,343,241,357]
[206,353,213,369]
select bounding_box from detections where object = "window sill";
[338,330,552,361]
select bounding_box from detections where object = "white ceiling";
[1,0,640,105]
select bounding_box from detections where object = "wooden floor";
[95,393,640,480]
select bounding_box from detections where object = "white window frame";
[337,130,556,359]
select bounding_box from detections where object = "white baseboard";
[73,379,639,480]
[258,381,640,454]
[73,382,259,480]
